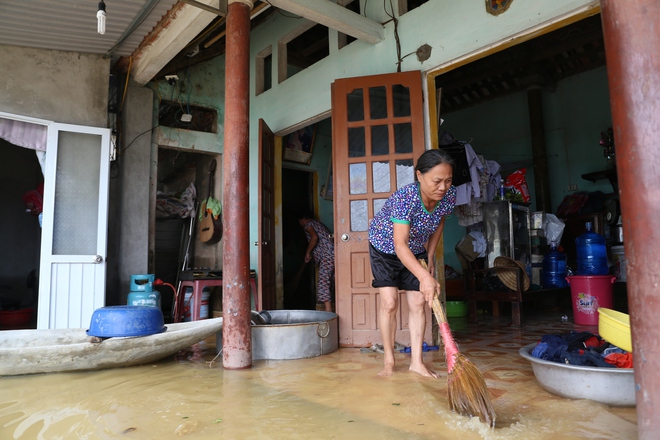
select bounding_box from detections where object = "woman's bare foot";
[378,361,396,377]
[409,362,439,378]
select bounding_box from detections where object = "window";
[158,100,217,133]
[279,23,329,83]
[338,0,360,49]
[399,0,429,15]
[256,46,273,95]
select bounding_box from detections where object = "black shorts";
[369,243,428,291]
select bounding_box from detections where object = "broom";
[420,259,496,427]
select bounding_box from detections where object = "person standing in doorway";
[368,149,456,377]
[298,211,335,312]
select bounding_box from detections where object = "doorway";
[0,139,42,328]
[281,168,315,310]
[154,147,221,320]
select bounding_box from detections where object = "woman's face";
[417,163,453,202]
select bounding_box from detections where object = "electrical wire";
[120,56,132,112]
[384,0,402,72]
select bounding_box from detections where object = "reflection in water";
[0,336,636,439]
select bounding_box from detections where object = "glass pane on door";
[372,161,390,193]
[350,200,368,231]
[348,127,365,157]
[394,123,413,154]
[396,159,414,189]
[369,86,387,119]
[349,163,367,194]
[347,88,364,121]
[392,84,411,117]
[374,198,387,216]
[371,125,389,155]
[52,131,101,255]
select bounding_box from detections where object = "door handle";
[93,255,103,263]
[254,241,268,246]
[341,234,350,242]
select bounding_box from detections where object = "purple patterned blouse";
[368,183,456,255]
[304,220,334,262]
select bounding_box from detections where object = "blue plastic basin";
[87,305,166,338]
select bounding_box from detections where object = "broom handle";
[432,296,447,324]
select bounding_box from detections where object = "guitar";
[198,159,223,244]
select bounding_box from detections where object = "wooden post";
[222,0,253,370]
[601,1,660,437]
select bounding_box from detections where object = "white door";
[37,123,111,329]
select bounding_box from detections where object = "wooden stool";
[174,275,258,322]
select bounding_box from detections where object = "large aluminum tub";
[216,310,339,360]
[520,343,635,406]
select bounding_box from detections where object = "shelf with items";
[581,168,618,193]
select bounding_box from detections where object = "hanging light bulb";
[97,1,107,35]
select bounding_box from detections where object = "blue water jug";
[575,222,608,275]
[542,242,568,288]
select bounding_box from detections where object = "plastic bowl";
[446,301,468,318]
[87,305,166,338]
[0,308,34,328]
[598,307,632,352]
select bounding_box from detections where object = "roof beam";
[130,1,218,86]
[267,0,384,44]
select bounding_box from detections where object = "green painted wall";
[149,56,226,155]
[149,0,601,275]
[440,66,613,272]
[247,0,600,271]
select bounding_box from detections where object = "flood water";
[1,333,637,439]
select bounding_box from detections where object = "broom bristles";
[418,259,496,427]
[447,353,496,428]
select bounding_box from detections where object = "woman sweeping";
[298,211,335,312]
[368,149,456,377]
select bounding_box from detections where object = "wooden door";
[258,119,276,310]
[331,71,431,347]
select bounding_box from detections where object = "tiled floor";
[418,308,637,437]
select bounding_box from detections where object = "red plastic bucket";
[566,275,616,325]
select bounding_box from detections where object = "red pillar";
[222,0,253,370]
[601,1,660,437]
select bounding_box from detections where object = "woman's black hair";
[297,209,315,220]
[414,149,455,179]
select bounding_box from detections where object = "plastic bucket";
[446,301,468,318]
[566,275,616,325]
[611,245,626,282]
[183,287,211,321]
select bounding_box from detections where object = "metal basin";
[217,310,338,360]
[520,343,635,406]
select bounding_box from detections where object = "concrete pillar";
[600,1,660,438]
[222,0,253,370]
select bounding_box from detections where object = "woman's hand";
[418,259,440,307]
[304,253,312,263]
[418,272,440,308]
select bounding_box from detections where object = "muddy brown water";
[0,338,636,439]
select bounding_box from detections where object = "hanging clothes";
[453,144,483,206]
[439,141,472,187]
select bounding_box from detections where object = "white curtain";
[0,117,48,151]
